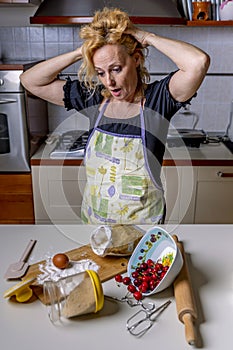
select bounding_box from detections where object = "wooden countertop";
[0,60,43,71]
[31,142,233,167]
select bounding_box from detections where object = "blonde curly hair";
[78,7,150,98]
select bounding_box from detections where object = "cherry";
[115,274,123,283]
[114,255,172,301]
[122,277,131,285]
[140,262,148,271]
[133,291,143,301]
[127,284,136,293]
[131,271,139,279]
[147,259,154,266]
[133,278,142,287]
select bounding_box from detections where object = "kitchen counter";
[31,141,233,166]
[0,60,43,71]
[1,224,233,350]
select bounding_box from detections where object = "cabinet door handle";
[217,171,233,178]
[0,99,17,104]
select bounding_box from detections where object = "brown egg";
[52,253,69,269]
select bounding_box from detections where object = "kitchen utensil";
[4,239,37,279]
[126,300,171,337]
[3,277,36,302]
[105,293,155,311]
[22,244,128,304]
[173,235,198,346]
[220,0,233,20]
[192,1,211,20]
[127,226,183,295]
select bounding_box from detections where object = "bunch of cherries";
[115,258,170,301]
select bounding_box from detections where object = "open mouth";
[111,88,121,96]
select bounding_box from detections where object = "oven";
[0,65,48,172]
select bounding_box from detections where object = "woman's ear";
[133,51,141,67]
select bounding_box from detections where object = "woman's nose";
[106,73,116,86]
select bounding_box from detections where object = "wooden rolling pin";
[173,235,198,346]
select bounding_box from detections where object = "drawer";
[197,166,233,181]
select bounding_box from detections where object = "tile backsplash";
[1,25,233,134]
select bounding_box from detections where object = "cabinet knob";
[217,171,233,178]
[0,79,4,86]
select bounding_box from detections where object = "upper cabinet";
[29,0,186,25]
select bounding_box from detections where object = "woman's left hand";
[125,26,151,47]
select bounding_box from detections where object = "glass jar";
[43,270,104,324]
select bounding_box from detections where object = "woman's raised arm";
[126,27,210,102]
[20,47,83,106]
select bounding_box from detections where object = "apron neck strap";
[95,98,145,130]
[94,99,110,127]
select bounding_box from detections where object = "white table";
[1,224,233,350]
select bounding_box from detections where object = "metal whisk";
[126,300,171,337]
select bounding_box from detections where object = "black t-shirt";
[63,73,192,187]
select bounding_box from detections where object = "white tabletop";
[1,224,233,350]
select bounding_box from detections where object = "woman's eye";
[112,67,121,73]
[96,71,104,77]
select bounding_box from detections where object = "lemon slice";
[3,277,36,302]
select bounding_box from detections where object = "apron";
[81,100,165,225]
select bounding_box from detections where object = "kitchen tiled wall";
[1,25,233,134]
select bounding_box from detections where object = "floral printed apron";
[81,100,165,224]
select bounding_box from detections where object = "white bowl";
[220,1,233,20]
[127,226,183,295]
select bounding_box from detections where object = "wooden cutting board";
[23,244,128,304]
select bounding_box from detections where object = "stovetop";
[48,129,233,159]
[50,130,89,159]
[167,128,207,148]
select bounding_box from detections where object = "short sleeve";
[145,72,196,121]
[63,77,103,111]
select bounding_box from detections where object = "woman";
[20,7,210,225]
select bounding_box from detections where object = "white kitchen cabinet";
[163,166,197,224]
[194,166,233,224]
[32,165,86,224]
[32,164,198,225]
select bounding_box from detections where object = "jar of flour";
[43,270,104,324]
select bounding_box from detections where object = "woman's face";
[93,44,140,102]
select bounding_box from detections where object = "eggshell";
[52,253,69,269]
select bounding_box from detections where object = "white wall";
[1,7,233,134]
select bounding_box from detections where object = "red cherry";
[160,271,167,279]
[133,278,142,287]
[149,280,157,290]
[122,277,131,285]
[127,284,136,293]
[151,274,158,281]
[142,275,150,283]
[132,271,139,279]
[140,282,149,293]
[140,262,148,270]
[133,291,143,301]
[115,274,123,283]
[147,259,154,266]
